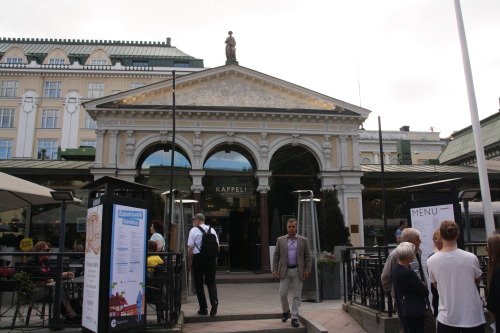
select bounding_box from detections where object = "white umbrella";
[0,171,59,213]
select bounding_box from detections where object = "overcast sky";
[2,0,499,137]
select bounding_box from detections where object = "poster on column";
[82,204,103,333]
[109,204,147,332]
[410,204,455,283]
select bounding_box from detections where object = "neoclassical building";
[1,36,451,271]
[83,64,371,270]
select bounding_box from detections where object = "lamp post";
[458,190,479,243]
[50,190,74,330]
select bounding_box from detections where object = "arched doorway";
[135,143,192,193]
[268,145,321,243]
[201,145,259,271]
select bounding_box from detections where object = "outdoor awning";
[0,172,58,213]
[461,201,500,216]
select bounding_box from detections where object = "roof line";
[1,37,174,47]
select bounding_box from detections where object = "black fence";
[342,243,488,317]
[0,251,183,330]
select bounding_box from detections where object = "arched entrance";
[268,145,321,242]
[135,143,192,193]
[201,144,259,271]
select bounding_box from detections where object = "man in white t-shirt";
[187,213,219,317]
[427,220,485,332]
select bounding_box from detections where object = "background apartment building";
[0,37,205,161]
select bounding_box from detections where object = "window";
[44,81,62,98]
[88,82,104,98]
[37,139,58,160]
[0,80,19,97]
[132,61,149,67]
[0,109,15,128]
[81,140,96,148]
[130,82,146,89]
[0,140,13,158]
[41,110,59,128]
[6,57,22,64]
[84,112,96,129]
[90,59,107,65]
[173,62,189,67]
[48,58,65,65]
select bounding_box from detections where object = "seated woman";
[147,240,163,272]
[25,241,79,323]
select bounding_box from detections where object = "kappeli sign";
[215,185,251,195]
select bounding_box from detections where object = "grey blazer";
[273,234,312,280]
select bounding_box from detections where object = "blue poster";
[109,204,147,331]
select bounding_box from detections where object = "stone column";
[340,135,349,170]
[373,152,379,165]
[351,135,361,170]
[94,129,105,168]
[108,130,119,168]
[384,153,390,164]
[16,90,39,158]
[189,170,206,213]
[256,170,272,272]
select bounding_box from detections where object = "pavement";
[181,272,367,333]
[1,271,366,333]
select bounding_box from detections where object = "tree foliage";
[318,189,350,252]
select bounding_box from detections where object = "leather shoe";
[291,318,299,327]
[197,308,208,315]
[210,302,218,317]
[281,310,290,322]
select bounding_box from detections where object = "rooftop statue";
[225,31,237,63]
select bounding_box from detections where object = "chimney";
[166,37,171,47]
[399,125,410,132]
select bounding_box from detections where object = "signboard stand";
[81,177,154,333]
[399,178,464,295]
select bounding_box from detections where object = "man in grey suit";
[273,218,312,328]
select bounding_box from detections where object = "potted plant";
[317,189,351,300]
[0,266,17,291]
[317,251,341,300]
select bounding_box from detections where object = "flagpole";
[453,0,495,238]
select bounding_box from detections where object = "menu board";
[108,204,147,331]
[410,204,455,287]
[82,204,103,332]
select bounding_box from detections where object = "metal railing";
[342,243,488,316]
[0,251,183,330]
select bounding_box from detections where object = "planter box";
[319,262,341,300]
[0,279,17,292]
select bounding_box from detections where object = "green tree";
[318,189,350,252]
[148,191,165,222]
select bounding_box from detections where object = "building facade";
[1,36,452,271]
[0,37,205,160]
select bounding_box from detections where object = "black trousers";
[437,322,484,333]
[192,254,218,310]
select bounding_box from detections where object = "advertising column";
[82,205,103,332]
[108,205,147,331]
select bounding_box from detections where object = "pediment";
[126,74,335,110]
[86,65,371,117]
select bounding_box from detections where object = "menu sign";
[109,205,147,331]
[410,204,455,288]
[82,204,103,332]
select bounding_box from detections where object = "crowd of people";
[384,220,500,333]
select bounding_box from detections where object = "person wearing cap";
[187,213,219,317]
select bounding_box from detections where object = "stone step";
[183,313,323,333]
[183,318,307,333]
